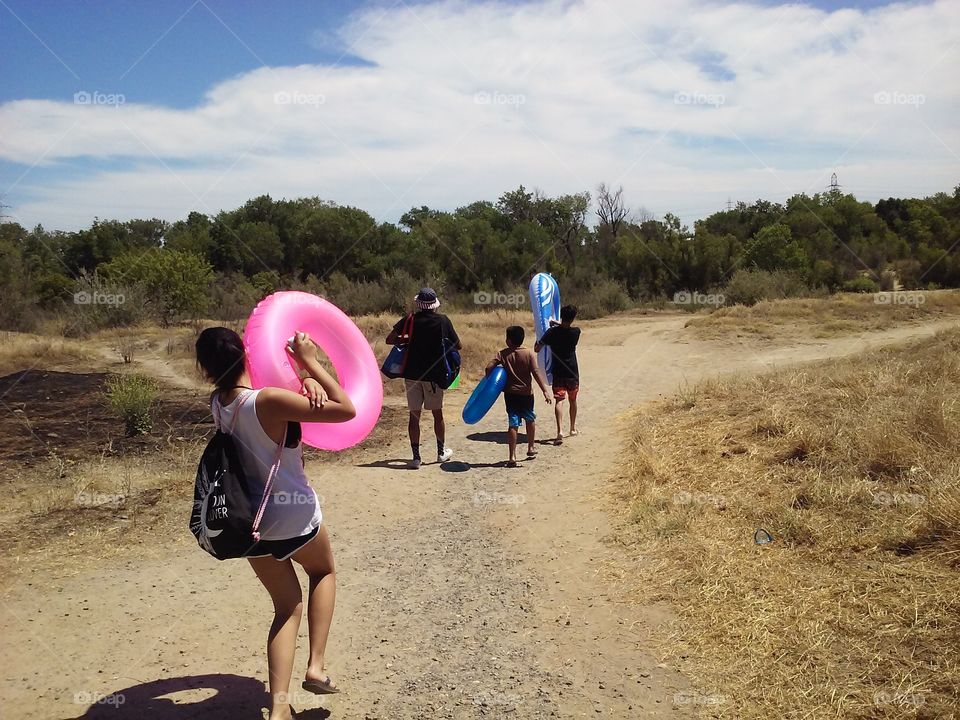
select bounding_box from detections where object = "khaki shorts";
[404,379,444,412]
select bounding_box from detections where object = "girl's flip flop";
[302,677,340,695]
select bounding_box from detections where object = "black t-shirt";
[539,325,581,381]
[392,311,460,384]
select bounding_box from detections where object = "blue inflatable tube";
[529,272,561,383]
[461,366,508,424]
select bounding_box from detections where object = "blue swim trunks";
[504,392,536,429]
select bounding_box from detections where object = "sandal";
[302,676,340,695]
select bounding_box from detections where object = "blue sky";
[0,1,372,107]
[1,0,956,230]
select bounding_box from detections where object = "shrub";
[207,272,261,321]
[879,269,898,292]
[61,270,147,337]
[321,273,385,315]
[105,374,158,436]
[842,276,880,293]
[251,270,281,296]
[112,331,142,364]
[379,268,422,314]
[722,269,809,306]
[565,270,631,319]
[292,273,326,297]
[320,272,430,316]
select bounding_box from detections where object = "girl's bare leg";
[292,525,337,687]
[248,556,303,720]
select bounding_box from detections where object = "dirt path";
[93,343,204,392]
[1,315,955,720]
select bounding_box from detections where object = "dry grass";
[687,290,960,340]
[615,328,960,719]
[0,441,204,580]
[0,332,94,376]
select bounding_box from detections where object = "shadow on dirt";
[62,673,332,719]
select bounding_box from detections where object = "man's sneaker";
[438,447,453,463]
[409,458,422,469]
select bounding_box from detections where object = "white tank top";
[213,389,321,541]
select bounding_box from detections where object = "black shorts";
[247,526,319,561]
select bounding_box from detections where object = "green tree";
[743,224,808,275]
[164,212,213,259]
[100,249,213,324]
[295,205,378,279]
[65,218,162,272]
[0,231,38,330]
[235,221,284,275]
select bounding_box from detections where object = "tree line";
[1,182,958,333]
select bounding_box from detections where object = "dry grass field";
[686,289,960,340]
[615,326,960,718]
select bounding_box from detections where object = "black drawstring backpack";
[189,390,285,560]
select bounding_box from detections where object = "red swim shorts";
[552,378,579,401]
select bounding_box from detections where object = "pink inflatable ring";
[243,291,383,451]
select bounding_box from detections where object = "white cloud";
[2,0,958,231]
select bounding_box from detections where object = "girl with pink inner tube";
[195,326,353,720]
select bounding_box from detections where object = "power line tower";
[726,197,733,211]
[828,172,841,194]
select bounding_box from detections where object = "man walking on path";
[386,288,462,469]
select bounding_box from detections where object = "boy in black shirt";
[535,305,581,444]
